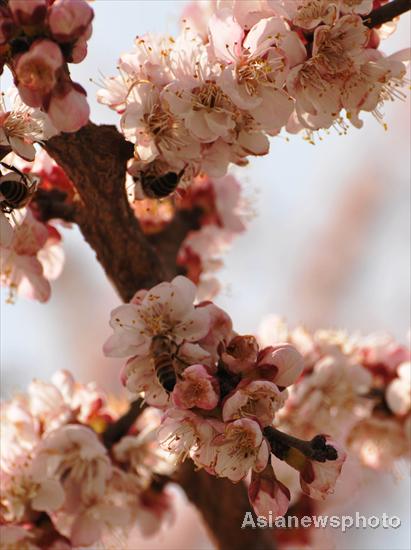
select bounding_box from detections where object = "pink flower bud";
[69,37,88,63]
[9,0,47,25]
[15,40,63,108]
[48,0,94,43]
[248,465,290,518]
[47,82,90,132]
[172,364,220,410]
[257,344,304,387]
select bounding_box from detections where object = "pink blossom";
[0,209,59,303]
[31,424,111,506]
[340,0,374,16]
[122,355,170,407]
[210,13,295,134]
[48,0,94,43]
[348,416,410,470]
[47,82,90,133]
[15,40,64,108]
[197,301,234,361]
[386,361,411,416]
[287,15,370,130]
[342,50,409,129]
[356,331,411,371]
[212,418,269,481]
[213,174,247,232]
[121,82,200,171]
[104,275,209,358]
[0,86,57,161]
[223,379,286,426]
[0,525,39,550]
[162,32,237,144]
[248,464,290,517]
[230,0,277,30]
[1,453,65,522]
[113,429,174,486]
[292,0,338,30]
[299,437,346,499]
[172,364,220,410]
[96,75,128,113]
[256,344,304,387]
[158,408,205,463]
[221,334,259,374]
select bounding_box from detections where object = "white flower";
[0,86,57,161]
[104,275,210,358]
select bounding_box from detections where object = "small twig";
[263,427,338,462]
[365,0,411,28]
[102,398,146,449]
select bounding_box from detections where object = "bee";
[0,163,38,213]
[150,334,179,393]
[140,169,184,199]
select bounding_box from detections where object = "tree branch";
[44,123,166,302]
[146,206,203,280]
[365,0,411,28]
[32,188,78,224]
[175,462,276,550]
[44,122,276,550]
[102,398,146,449]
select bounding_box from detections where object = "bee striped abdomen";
[154,353,177,392]
[150,335,178,393]
[141,170,182,199]
[0,178,29,210]
[0,166,37,213]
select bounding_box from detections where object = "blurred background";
[1,2,410,549]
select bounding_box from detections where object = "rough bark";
[45,123,165,302]
[176,462,276,550]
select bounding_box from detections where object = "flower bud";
[9,0,47,26]
[15,40,63,108]
[48,0,94,43]
[248,465,290,518]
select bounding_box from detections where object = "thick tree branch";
[175,462,276,550]
[146,206,203,279]
[44,122,275,550]
[44,123,165,302]
[32,189,78,223]
[365,0,411,28]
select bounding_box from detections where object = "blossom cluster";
[105,275,347,518]
[0,206,64,303]
[1,149,72,302]
[260,317,411,471]
[0,370,175,548]
[1,0,94,133]
[98,0,408,190]
[129,171,247,299]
